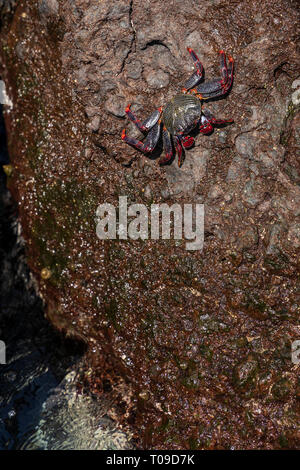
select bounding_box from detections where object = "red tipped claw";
[125,104,131,113]
[121,129,126,140]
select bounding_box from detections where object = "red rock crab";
[121,49,234,167]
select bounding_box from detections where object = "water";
[17,372,130,450]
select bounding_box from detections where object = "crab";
[121,48,234,167]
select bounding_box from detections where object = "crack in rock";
[117,0,136,75]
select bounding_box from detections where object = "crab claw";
[181,136,194,149]
[121,129,127,140]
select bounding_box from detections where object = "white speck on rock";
[291,78,300,106]
[291,88,300,106]
[291,78,300,89]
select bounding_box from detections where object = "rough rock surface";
[1,0,300,449]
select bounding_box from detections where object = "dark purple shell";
[162,93,202,135]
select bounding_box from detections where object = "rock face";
[0,105,130,450]
[1,0,300,449]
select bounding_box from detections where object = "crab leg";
[188,47,203,73]
[125,104,162,133]
[159,127,174,165]
[202,108,234,126]
[122,121,161,153]
[183,47,204,91]
[181,135,195,148]
[192,51,234,100]
[174,136,185,167]
[200,56,234,99]
[220,50,228,85]
[198,116,214,135]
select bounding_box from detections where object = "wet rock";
[235,134,256,160]
[74,66,89,87]
[0,0,17,15]
[287,222,300,248]
[189,149,208,182]
[143,163,154,177]
[126,60,143,80]
[265,223,285,255]
[295,378,300,399]
[237,225,258,251]
[147,45,177,75]
[217,131,227,144]
[160,186,170,200]
[87,115,100,133]
[2,0,300,452]
[184,31,213,57]
[99,80,117,97]
[272,378,292,401]
[15,41,26,60]
[145,70,170,89]
[74,30,91,49]
[226,155,247,183]
[136,28,167,51]
[143,184,152,200]
[292,78,300,90]
[207,184,223,201]
[105,95,126,117]
[108,3,130,20]
[233,357,258,388]
[0,152,130,449]
[82,4,109,25]
[283,162,300,185]
[85,106,99,118]
[38,0,59,20]
[242,175,263,208]
[291,79,300,106]
[164,165,195,195]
